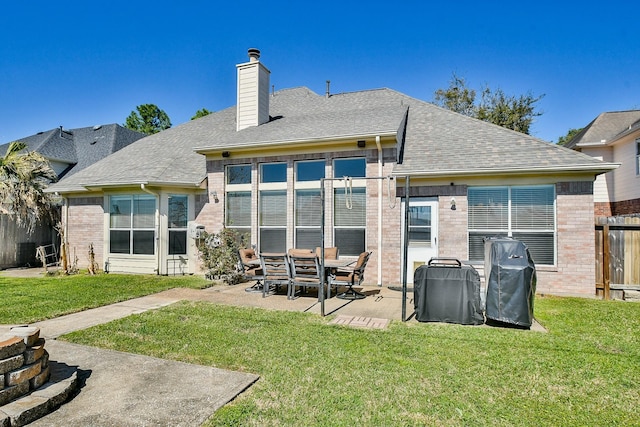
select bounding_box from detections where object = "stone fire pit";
[0,327,78,426]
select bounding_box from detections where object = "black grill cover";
[484,237,536,328]
[413,259,483,325]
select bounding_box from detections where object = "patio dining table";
[246,254,356,299]
[245,255,355,269]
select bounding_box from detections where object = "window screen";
[468,185,555,265]
[109,195,156,255]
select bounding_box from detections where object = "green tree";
[433,74,544,135]
[557,128,583,146]
[433,74,477,117]
[0,141,59,233]
[125,104,172,135]
[191,108,212,120]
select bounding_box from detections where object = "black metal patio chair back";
[259,253,291,298]
[288,254,324,300]
[238,248,265,293]
[329,251,372,300]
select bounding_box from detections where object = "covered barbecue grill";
[413,258,484,325]
[484,237,537,328]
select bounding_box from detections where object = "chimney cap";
[248,48,261,62]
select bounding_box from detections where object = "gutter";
[392,163,620,178]
[140,184,161,275]
[194,131,398,154]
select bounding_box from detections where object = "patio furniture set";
[237,247,371,301]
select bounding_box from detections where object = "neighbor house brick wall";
[537,182,595,297]
[594,201,612,217]
[611,197,640,216]
[66,196,104,271]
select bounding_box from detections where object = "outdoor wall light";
[357,140,366,148]
[222,151,230,158]
[450,197,457,210]
[210,190,219,203]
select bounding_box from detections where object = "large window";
[259,162,288,252]
[334,157,366,178]
[468,185,556,265]
[260,190,287,252]
[295,189,322,249]
[295,160,325,182]
[333,158,366,256]
[109,195,156,255]
[227,165,251,184]
[334,187,366,256]
[261,163,287,183]
[168,195,188,255]
[225,165,252,238]
[294,160,325,249]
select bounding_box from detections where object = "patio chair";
[315,247,339,260]
[329,251,372,300]
[288,254,324,300]
[288,248,314,257]
[259,253,291,298]
[238,248,264,293]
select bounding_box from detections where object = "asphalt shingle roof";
[565,110,640,149]
[47,87,615,193]
[0,124,145,178]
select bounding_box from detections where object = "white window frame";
[108,194,156,255]
[332,158,367,256]
[168,194,188,256]
[225,164,252,238]
[293,160,325,249]
[467,185,556,266]
[259,162,288,252]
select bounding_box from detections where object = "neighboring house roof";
[47,87,617,193]
[565,110,640,149]
[0,124,146,178]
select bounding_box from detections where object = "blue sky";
[1,1,638,144]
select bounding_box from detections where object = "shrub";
[196,228,248,285]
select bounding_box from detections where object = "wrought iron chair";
[288,254,324,300]
[329,251,371,300]
[238,248,264,293]
[259,253,291,298]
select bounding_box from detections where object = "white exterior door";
[402,198,438,284]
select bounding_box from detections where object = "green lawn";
[61,296,640,426]
[0,273,209,323]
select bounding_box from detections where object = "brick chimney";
[236,48,270,131]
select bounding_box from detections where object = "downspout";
[141,184,161,275]
[376,135,383,286]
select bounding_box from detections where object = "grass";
[0,273,210,323]
[60,295,640,426]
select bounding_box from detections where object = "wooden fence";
[595,216,640,299]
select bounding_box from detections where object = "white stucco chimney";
[236,48,270,131]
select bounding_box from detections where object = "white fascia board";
[193,131,398,154]
[393,163,620,178]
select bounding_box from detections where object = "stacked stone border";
[0,327,78,427]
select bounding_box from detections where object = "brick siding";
[611,197,640,216]
[66,197,104,270]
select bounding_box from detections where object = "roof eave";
[45,178,207,194]
[194,131,398,155]
[393,163,620,178]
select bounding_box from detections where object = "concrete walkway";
[0,286,263,427]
